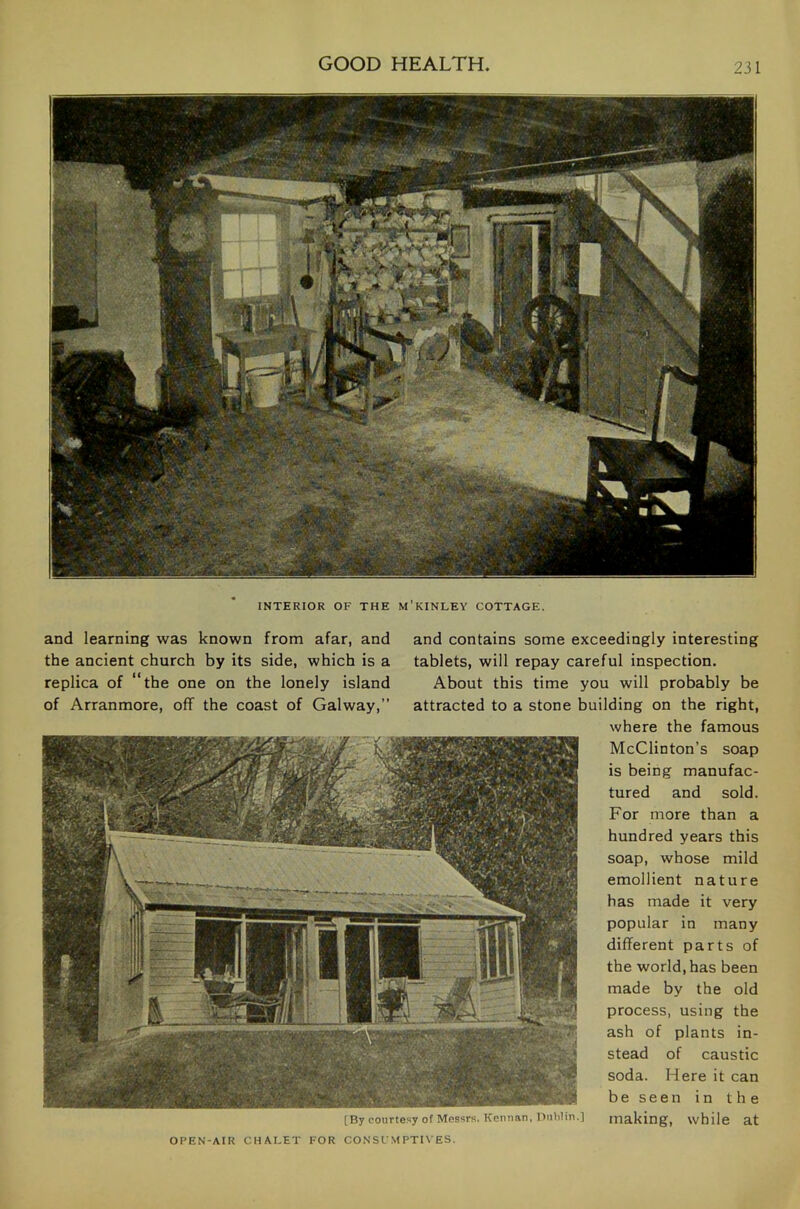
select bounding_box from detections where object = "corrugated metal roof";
[133,884,516,918]
[110,831,521,919]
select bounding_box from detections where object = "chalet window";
[221,210,280,301]
[127,892,143,980]
[317,928,339,979]
[378,924,421,981]
[194,916,241,979]
[478,922,515,982]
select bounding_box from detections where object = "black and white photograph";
[50,94,753,578]
[43,735,577,1108]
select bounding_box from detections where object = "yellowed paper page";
[1,1,799,1207]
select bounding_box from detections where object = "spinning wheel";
[522,294,578,404]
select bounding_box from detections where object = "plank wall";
[97,853,146,1040]
[147,910,210,1026]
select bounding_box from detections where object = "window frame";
[193,914,243,981]
[214,197,289,324]
[377,921,422,983]
[316,926,339,981]
[478,921,516,983]
[127,891,144,982]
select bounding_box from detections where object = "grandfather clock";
[152,179,221,414]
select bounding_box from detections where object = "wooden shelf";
[335,202,453,315]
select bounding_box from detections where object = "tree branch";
[292,737,350,843]
[157,739,275,807]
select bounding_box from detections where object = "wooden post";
[335,918,348,1024]
[473,922,483,1021]
[306,915,317,1025]
[59,955,72,1007]
[372,917,380,998]
[512,922,523,1019]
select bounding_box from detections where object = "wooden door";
[314,926,341,1024]
[583,260,652,432]
[618,329,650,429]
[494,222,551,351]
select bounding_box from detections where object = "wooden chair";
[202,978,237,1023]
[325,298,411,425]
[586,365,707,547]
[377,976,410,1023]
[433,976,477,1022]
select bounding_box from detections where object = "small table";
[370,314,461,378]
[219,325,313,409]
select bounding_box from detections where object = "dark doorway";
[246,923,286,998]
[345,926,373,1023]
[494,221,552,351]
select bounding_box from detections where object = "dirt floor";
[51,367,753,577]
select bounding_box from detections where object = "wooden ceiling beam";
[463,185,571,209]
[318,129,458,166]
[353,114,493,156]
[54,95,753,194]
[321,98,496,155]
[189,125,458,182]
[426,95,591,140]
[345,153,490,202]
[284,101,458,167]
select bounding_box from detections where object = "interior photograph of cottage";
[50,95,754,578]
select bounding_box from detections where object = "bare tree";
[44,735,353,841]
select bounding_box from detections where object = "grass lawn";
[45,1015,576,1109]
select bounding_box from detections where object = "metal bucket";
[247,367,282,408]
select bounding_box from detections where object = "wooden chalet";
[98,829,524,1039]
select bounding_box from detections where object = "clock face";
[168,211,208,254]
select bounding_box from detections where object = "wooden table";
[219,325,313,409]
[370,314,461,378]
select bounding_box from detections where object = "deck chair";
[377,977,410,1022]
[202,978,237,1023]
[433,977,477,1022]
[228,979,287,1023]
[586,365,707,547]
[325,298,411,425]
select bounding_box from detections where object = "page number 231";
[734,60,760,73]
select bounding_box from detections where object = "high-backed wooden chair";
[325,299,411,425]
[586,365,707,546]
